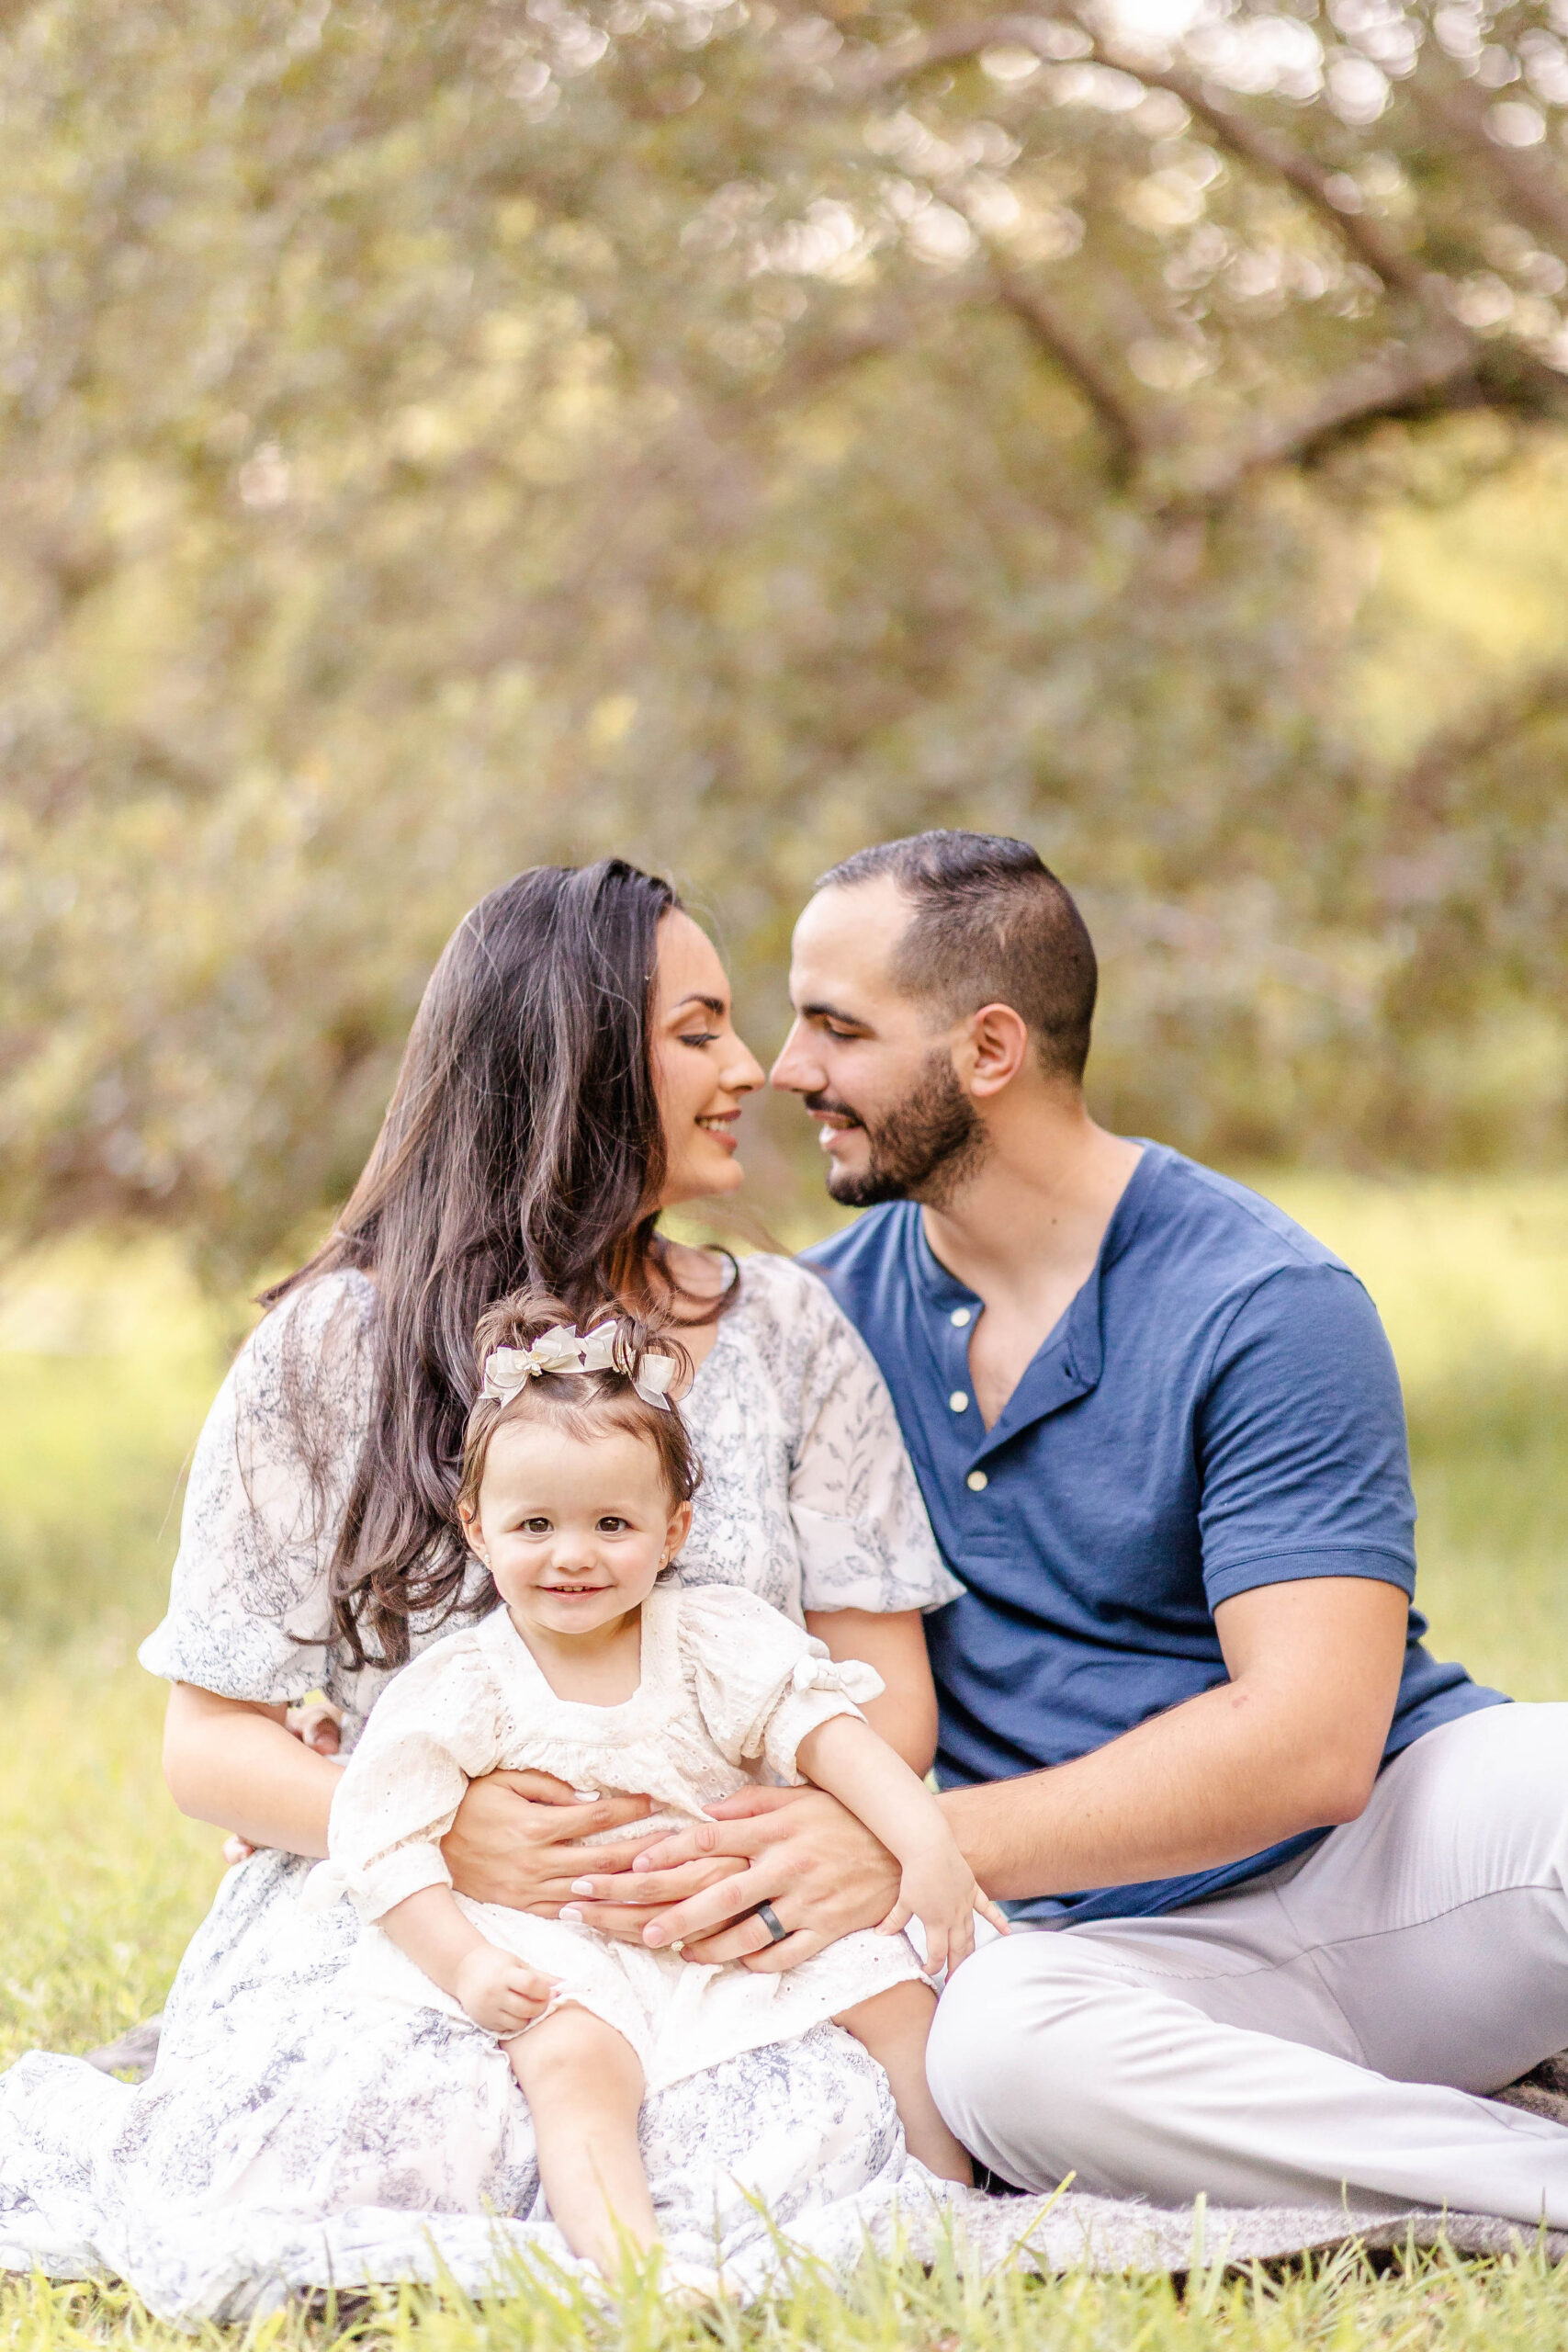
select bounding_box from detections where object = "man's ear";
[962,1002,1032,1098]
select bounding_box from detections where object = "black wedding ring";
[753,1900,789,1944]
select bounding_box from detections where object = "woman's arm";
[164,1679,676,1893]
[803,1608,937,1775]
[163,1683,342,1858]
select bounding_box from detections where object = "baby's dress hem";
[347,1896,927,2096]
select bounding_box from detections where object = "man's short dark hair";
[817,831,1098,1084]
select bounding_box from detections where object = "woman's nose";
[722,1028,766,1094]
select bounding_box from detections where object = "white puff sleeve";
[775,1261,962,1616]
[138,1272,377,1703]
[677,1584,885,1786]
[303,1628,505,1921]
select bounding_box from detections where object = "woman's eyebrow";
[669,992,726,1016]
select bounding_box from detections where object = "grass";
[8,2237,1568,2352]
[4,1181,1568,2346]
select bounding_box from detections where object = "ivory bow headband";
[481,1321,678,1413]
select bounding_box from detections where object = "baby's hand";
[876,1831,1010,1979]
[454,1941,558,2038]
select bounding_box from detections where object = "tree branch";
[1170,326,1480,502]
[859,11,1431,300]
[990,270,1152,478]
[1393,659,1568,826]
[759,287,973,411]
[1409,65,1568,259]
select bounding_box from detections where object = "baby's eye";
[519,1517,552,1535]
[597,1515,630,1533]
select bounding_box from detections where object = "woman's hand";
[440,1770,670,1922]
[562,1785,901,1969]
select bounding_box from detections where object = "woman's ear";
[458,1501,489,1564]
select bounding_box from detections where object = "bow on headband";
[481,1321,678,1413]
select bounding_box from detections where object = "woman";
[0,862,961,2321]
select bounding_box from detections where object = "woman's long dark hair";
[266,859,726,1669]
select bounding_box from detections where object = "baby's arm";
[804,1608,937,1773]
[794,1715,1010,1976]
[379,1884,558,2039]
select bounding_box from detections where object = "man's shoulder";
[797,1204,918,1323]
[1136,1148,1349,1291]
[793,1154,1358,1331]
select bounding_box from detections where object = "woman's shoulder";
[252,1265,378,1349]
[235,1266,378,1394]
[730,1250,852,1338]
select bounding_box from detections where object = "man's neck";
[919,1100,1143,1421]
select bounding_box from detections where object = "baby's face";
[464,1419,688,1644]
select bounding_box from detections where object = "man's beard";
[811,1051,986,1211]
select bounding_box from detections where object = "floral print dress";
[0,1255,962,2322]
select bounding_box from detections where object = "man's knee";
[926,1940,1021,2130]
[927,1934,1134,2173]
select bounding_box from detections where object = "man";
[582,829,1568,2222]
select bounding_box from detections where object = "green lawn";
[3,1182,1568,2347]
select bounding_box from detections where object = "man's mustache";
[803,1091,865,1130]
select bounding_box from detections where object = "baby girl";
[308,1292,1005,2290]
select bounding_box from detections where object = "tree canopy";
[5,0,1568,1272]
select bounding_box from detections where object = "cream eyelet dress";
[0,1254,961,2323]
[308,1586,927,2092]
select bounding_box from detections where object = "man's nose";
[770,1019,821,1093]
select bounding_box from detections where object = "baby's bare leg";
[506,2005,657,2273]
[835,1979,973,2183]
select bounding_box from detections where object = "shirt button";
[949,1391,969,1413]
[965,1469,988,1492]
[950,1307,972,1328]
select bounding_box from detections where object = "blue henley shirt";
[803,1143,1505,1924]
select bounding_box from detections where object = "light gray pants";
[928,1703,1568,2223]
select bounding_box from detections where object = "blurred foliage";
[7,1177,1568,1671]
[5,0,1568,1270]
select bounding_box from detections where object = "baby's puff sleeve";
[677,1584,886,1786]
[302,1631,504,1922]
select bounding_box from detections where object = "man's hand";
[441,1769,666,1922]
[562,1785,901,1969]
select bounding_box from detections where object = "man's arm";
[580,1574,1410,1964]
[938,1575,1407,1896]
